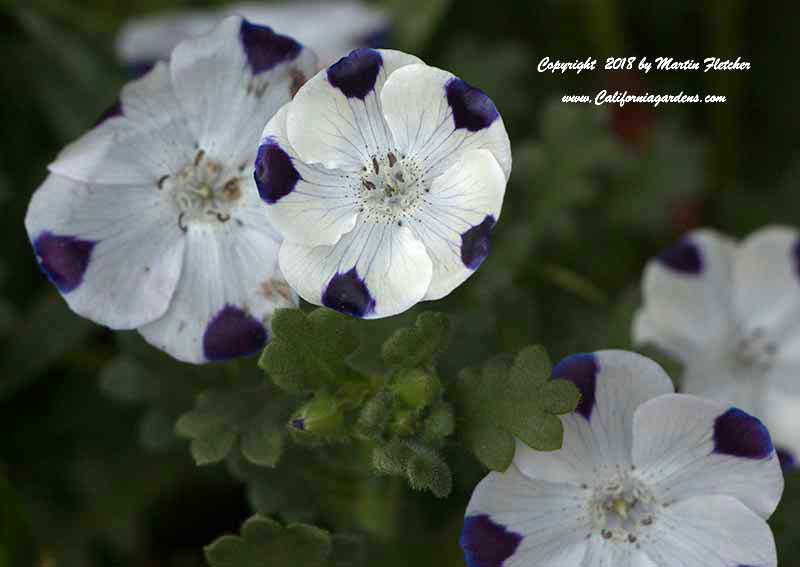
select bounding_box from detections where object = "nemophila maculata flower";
[25,16,318,364]
[635,226,800,467]
[116,0,390,75]
[254,48,511,319]
[461,350,783,567]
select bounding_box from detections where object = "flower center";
[354,152,427,226]
[161,150,244,231]
[731,327,777,374]
[590,476,656,544]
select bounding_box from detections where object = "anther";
[372,156,380,175]
[194,149,205,166]
[157,174,169,190]
[178,213,188,233]
[387,152,397,167]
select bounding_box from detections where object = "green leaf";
[454,345,579,470]
[259,309,359,393]
[205,515,332,567]
[176,374,291,467]
[381,312,451,369]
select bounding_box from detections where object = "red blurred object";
[606,70,654,150]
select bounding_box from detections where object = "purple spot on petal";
[33,231,96,293]
[93,98,123,127]
[202,305,268,361]
[327,48,382,99]
[446,78,499,132]
[359,27,392,49]
[461,215,496,270]
[322,268,375,318]
[254,139,300,203]
[656,237,703,274]
[239,19,302,74]
[713,408,773,460]
[126,60,156,79]
[460,514,522,567]
[777,447,796,473]
[552,353,598,420]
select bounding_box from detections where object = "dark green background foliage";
[2,0,800,565]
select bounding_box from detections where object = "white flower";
[116,1,390,71]
[25,16,318,364]
[634,226,800,464]
[461,350,783,567]
[254,48,511,319]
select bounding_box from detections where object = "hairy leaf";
[382,312,451,369]
[454,345,579,471]
[205,515,331,567]
[176,373,292,467]
[259,309,359,393]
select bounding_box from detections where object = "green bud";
[405,447,452,498]
[289,394,343,438]
[371,441,410,476]
[422,402,455,443]
[355,391,392,440]
[391,369,441,409]
[389,409,417,437]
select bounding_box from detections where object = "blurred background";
[2,0,800,565]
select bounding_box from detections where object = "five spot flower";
[461,350,783,567]
[635,226,800,463]
[25,16,317,364]
[255,48,511,319]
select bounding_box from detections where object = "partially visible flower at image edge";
[25,16,318,364]
[635,226,800,467]
[255,48,511,319]
[115,0,391,74]
[461,349,783,567]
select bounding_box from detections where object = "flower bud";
[289,393,343,438]
[391,369,441,410]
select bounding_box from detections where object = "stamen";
[194,149,205,166]
[372,156,380,175]
[387,152,397,167]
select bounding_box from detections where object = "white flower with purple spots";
[116,0,390,74]
[461,350,783,567]
[25,16,318,364]
[254,48,511,319]
[635,226,800,466]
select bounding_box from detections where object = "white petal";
[643,495,777,567]
[170,15,317,166]
[255,104,358,246]
[581,536,657,567]
[115,1,389,68]
[632,394,783,519]
[410,149,505,300]
[286,48,422,170]
[462,465,590,567]
[732,225,800,333]
[380,63,512,181]
[635,229,737,362]
[515,351,674,484]
[139,216,295,364]
[25,174,185,329]
[278,220,432,319]
[50,62,195,185]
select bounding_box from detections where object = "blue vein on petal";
[551,353,598,420]
[461,215,496,270]
[254,139,300,203]
[713,407,773,459]
[322,268,375,318]
[33,231,96,293]
[203,305,269,361]
[239,19,302,74]
[327,48,382,99]
[460,514,522,567]
[446,78,499,132]
[656,237,703,274]
[777,447,796,473]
